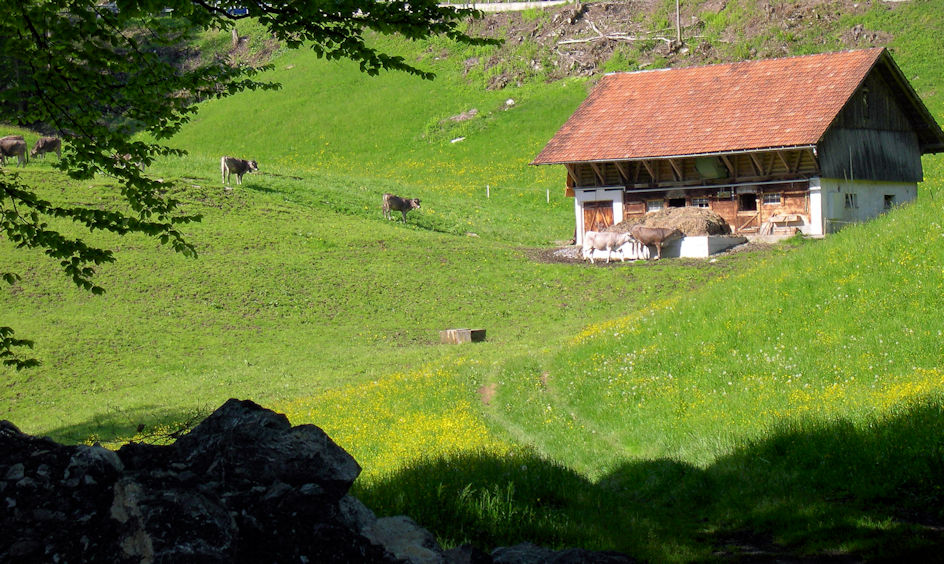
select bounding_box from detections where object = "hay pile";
[608,207,732,236]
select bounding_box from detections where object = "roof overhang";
[531,145,818,166]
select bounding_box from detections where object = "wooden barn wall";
[621,182,809,234]
[819,72,923,183]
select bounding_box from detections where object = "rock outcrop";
[1,399,633,563]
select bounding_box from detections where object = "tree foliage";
[0,0,494,369]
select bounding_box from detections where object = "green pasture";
[4,0,944,560]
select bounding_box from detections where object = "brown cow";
[382,193,421,223]
[221,156,258,185]
[0,137,28,167]
[30,136,61,159]
[630,225,683,260]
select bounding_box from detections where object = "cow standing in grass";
[582,231,633,263]
[382,193,421,223]
[630,225,683,260]
[30,136,61,160]
[221,156,258,185]
[0,137,28,167]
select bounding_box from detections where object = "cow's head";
[409,198,421,210]
[248,160,259,173]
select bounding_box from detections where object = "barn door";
[583,201,614,233]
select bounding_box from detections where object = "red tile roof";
[533,48,887,164]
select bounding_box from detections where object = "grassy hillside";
[3,0,944,560]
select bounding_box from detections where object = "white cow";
[582,231,634,263]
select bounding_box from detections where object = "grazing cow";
[0,135,25,166]
[0,137,28,167]
[630,225,684,260]
[30,136,61,159]
[382,193,421,223]
[221,156,258,185]
[582,230,633,263]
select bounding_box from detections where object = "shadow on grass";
[243,182,278,193]
[38,404,213,446]
[355,399,944,562]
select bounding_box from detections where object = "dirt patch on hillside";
[607,207,733,236]
[463,0,890,89]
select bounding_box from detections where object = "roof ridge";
[602,47,886,78]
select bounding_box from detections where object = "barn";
[533,48,944,246]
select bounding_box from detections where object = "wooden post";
[676,0,681,44]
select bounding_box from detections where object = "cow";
[630,224,684,260]
[30,136,61,159]
[382,193,421,223]
[221,156,258,185]
[0,137,28,167]
[582,230,633,263]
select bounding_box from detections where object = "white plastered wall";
[574,188,625,246]
[814,177,917,235]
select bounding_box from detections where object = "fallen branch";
[557,34,677,45]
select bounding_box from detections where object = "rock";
[1,399,635,564]
[492,542,556,564]
[0,399,395,563]
[365,515,445,564]
[492,542,636,564]
[449,108,479,122]
[445,543,494,564]
[171,398,361,502]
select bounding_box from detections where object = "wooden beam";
[641,160,657,182]
[633,161,642,182]
[589,162,606,185]
[668,158,684,181]
[776,151,791,173]
[792,150,804,173]
[748,153,764,176]
[565,164,578,187]
[720,154,736,180]
[614,161,630,184]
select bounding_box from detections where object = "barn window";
[844,193,859,209]
[762,192,782,205]
[692,197,709,208]
[646,200,664,213]
[738,193,757,212]
[884,194,896,209]
[668,198,686,208]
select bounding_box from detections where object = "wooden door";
[583,201,614,233]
